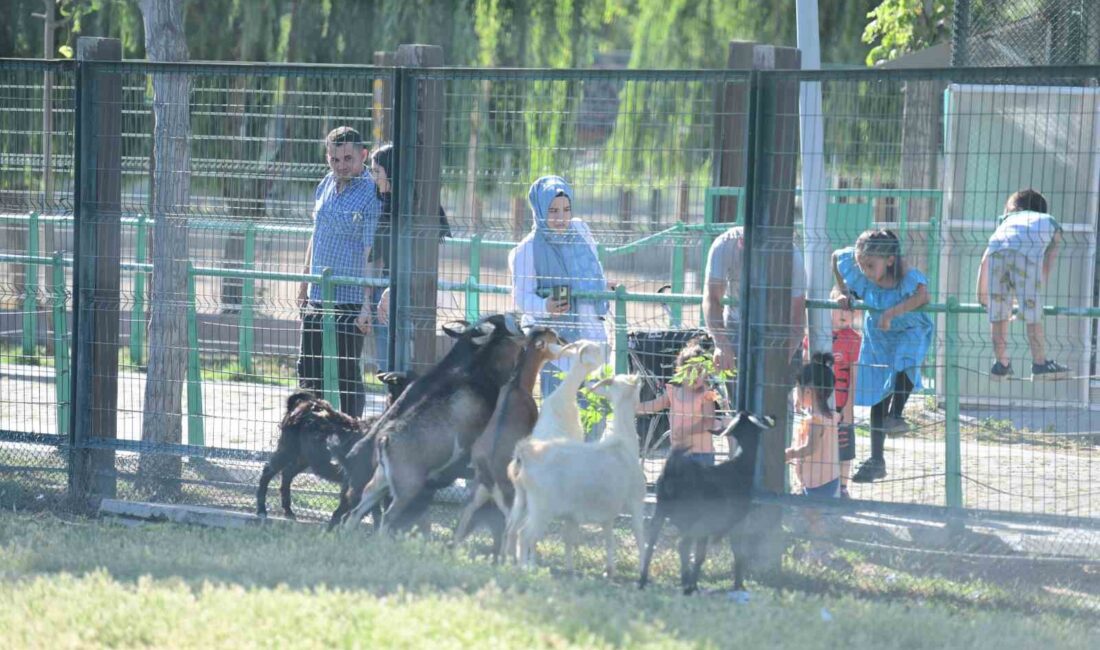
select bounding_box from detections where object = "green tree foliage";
[863,0,954,65]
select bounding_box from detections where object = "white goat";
[530,340,606,442]
[507,374,647,575]
[500,339,604,557]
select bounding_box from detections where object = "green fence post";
[944,295,962,508]
[130,213,147,365]
[186,263,205,446]
[926,216,940,301]
[23,211,40,356]
[239,222,256,375]
[670,223,684,327]
[614,284,628,374]
[466,234,481,323]
[320,269,340,409]
[51,251,70,438]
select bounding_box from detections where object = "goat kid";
[336,314,525,532]
[452,327,567,553]
[256,371,414,520]
[507,374,647,575]
[637,411,775,596]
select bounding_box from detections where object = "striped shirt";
[308,170,381,304]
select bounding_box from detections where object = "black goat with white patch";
[638,411,775,595]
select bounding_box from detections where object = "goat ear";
[471,321,496,345]
[591,377,614,391]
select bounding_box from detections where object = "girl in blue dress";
[832,229,933,483]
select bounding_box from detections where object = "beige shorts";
[988,250,1043,323]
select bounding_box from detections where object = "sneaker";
[990,361,1013,381]
[839,486,851,499]
[1032,360,1070,381]
[851,457,887,483]
[882,415,911,437]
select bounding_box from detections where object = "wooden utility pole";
[71,36,122,503]
[395,44,445,372]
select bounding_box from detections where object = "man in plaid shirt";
[296,126,382,418]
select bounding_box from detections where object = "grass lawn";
[0,511,1094,649]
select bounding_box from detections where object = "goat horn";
[503,312,522,335]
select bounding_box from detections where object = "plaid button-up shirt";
[308,170,382,304]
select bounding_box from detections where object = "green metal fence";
[0,58,1097,530]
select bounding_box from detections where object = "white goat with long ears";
[506,374,647,575]
[530,340,606,442]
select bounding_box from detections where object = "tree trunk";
[137,0,191,499]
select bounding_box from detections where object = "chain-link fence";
[0,57,1097,586]
[954,0,1100,66]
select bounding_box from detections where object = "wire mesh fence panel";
[58,62,392,512]
[0,56,1096,556]
[750,67,1100,521]
[396,68,752,492]
[956,0,1100,66]
[0,60,75,509]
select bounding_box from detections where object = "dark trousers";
[298,303,366,418]
[869,371,914,461]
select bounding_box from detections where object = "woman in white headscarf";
[509,175,609,395]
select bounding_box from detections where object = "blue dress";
[836,248,934,407]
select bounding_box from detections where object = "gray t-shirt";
[986,210,1062,266]
[705,226,805,333]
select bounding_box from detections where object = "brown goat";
[452,327,566,553]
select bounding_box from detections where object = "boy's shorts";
[837,423,856,462]
[988,250,1043,323]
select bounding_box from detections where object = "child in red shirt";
[803,286,861,497]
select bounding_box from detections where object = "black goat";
[638,411,776,595]
[255,371,414,520]
[329,313,525,531]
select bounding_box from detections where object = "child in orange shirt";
[786,353,840,498]
[636,338,724,465]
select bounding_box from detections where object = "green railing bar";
[944,295,962,509]
[23,211,40,356]
[130,214,147,365]
[239,223,256,375]
[447,235,514,251]
[466,234,482,322]
[51,251,70,438]
[614,284,628,374]
[185,263,205,446]
[319,269,340,409]
[603,222,685,256]
[0,253,54,264]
